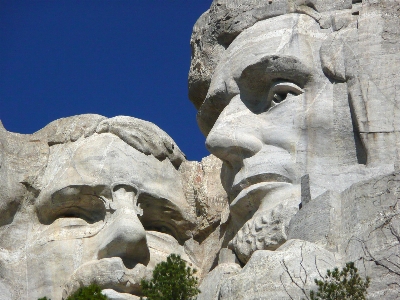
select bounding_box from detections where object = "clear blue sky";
[0,0,212,161]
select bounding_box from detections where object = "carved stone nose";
[205,96,263,167]
[97,185,150,268]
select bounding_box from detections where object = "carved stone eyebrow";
[197,55,312,135]
[235,55,312,92]
[137,192,196,245]
[36,185,108,225]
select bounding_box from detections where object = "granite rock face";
[179,154,229,242]
[189,0,355,109]
[1,0,400,299]
[190,0,400,298]
[0,115,228,300]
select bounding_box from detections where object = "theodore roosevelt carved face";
[0,116,197,300]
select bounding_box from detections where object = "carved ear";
[320,33,347,82]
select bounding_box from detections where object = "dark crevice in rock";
[349,93,367,165]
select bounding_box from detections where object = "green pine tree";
[66,284,108,300]
[308,262,370,300]
[38,284,108,300]
[140,253,200,300]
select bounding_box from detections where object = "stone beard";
[189,1,400,299]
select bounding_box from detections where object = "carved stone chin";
[230,201,299,265]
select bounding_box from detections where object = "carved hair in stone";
[0,115,199,299]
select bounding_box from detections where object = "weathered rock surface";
[0,115,225,300]
[197,262,241,300]
[189,0,357,109]
[219,240,337,300]
[206,196,400,300]
[179,154,229,242]
[1,0,400,299]
[190,0,400,299]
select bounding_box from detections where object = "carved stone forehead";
[188,0,358,110]
[37,133,188,208]
[196,13,327,135]
[33,114,186,168]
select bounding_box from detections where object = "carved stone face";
[0,132,196,299]
[190,2,400,299]
[201,14,361,263]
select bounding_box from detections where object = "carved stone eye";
[272,93,287,104]
[266,81,304,110]
[38,185,108,225]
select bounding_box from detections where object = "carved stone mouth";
[230,173,292,201]
[62,257,152,299]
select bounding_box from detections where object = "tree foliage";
[38,284,108,300]
[141,254,200,300]
[308,262,370,300]
[66,284,108,300]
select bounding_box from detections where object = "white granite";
[190,0,400,298]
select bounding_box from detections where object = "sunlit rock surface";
[1,0,400,298]
[190,0,400,299]
[0,115,227,299]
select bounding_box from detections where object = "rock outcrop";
[190,0,400,299]
[0,115,227,300]
[1,0,400,299]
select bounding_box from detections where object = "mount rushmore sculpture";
[1,0,400,299]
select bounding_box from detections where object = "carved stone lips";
[230,173,292,201]
[62,257,152,299]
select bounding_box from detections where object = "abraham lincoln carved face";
[189,1,400,264]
